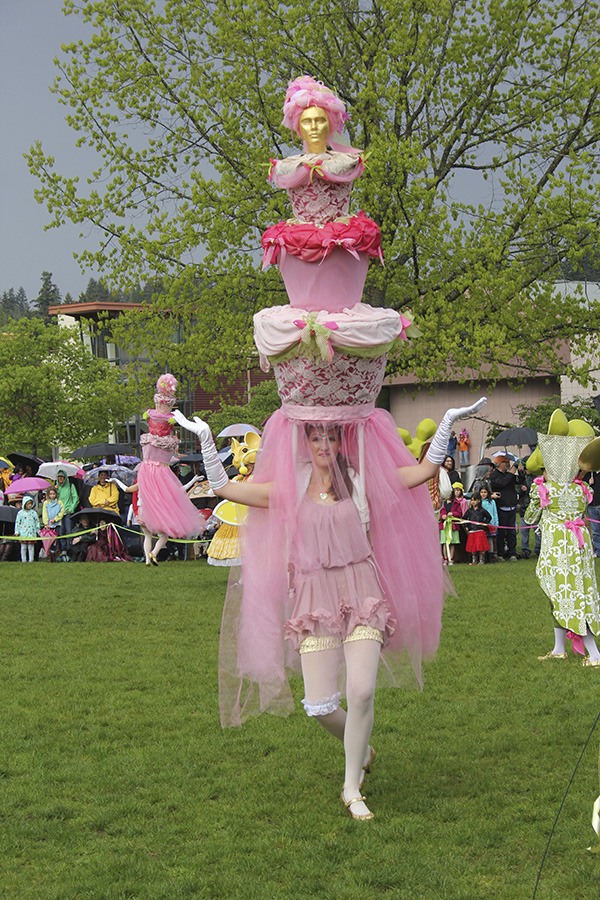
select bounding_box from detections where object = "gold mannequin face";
[298,106,331,153]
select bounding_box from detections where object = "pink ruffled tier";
[284,496,395,649]
[261,211,382,267]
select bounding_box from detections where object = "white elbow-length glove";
[172,409,229,490]
[426,397,487,465]
[107,477,129,492]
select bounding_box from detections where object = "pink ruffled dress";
[218,151,447,728]
[137,410,200,539]
[284,496,394,649]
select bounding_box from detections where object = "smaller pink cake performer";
[122,374,200,566]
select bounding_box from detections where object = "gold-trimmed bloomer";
[299,625,383,654]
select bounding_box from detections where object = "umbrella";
[71,507,122,525]
[4,476,52,494]
[83,465,137,487]
[217,424,261,438]
[7,452,45,473]
[488,427,538,448]
[0,456,14,471]
[178,453,204,464]
[0,506,17,523]
[40,527,59,556]
[491,450,518,462]
[70,442,136,459]
[101,455,140,466]
[38,461,83,481]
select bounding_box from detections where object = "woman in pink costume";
[134,374,200,565]
[176,77,485,821]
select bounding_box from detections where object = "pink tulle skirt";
[137,462,200,538]
[219,407,450,727]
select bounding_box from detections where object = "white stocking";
[342,639,381,817]
[300,643,379,814]
[552,626,567,655]
[583,626,600,661]
[151,532,169,558]
[142,528,153,563]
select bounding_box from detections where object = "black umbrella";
[488,427,538,448]
[178,453,204,464]
[0,506,18,523]
[71,507,122,525]
[7,452,45,473]
[70,442,136,459]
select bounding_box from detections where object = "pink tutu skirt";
[137,461,200,539]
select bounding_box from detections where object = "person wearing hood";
[55,469,80,553]
[14,495,40,562]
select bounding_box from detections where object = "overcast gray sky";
[0,1,96,302]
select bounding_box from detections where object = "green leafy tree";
[514,395,600,434]
[27,0,600,389]
[0,317,135,456]
[201,379,280,440]
[33,271,61,321]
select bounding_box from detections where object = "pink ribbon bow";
[566,630,586,656]
[565,518,586,549]
[534,476,550,508]
[320,236,360,263]
[574,478,593,504]
[262,236,286,270]
[292,316,339,363]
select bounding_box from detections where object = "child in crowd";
[14,494,40,562]
[479,485,499,561]
[439,483,469,565]
[463,494,492,565]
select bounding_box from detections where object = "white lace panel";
[274,353,388,407]
[301,691,342,717]
[287,180,353,224]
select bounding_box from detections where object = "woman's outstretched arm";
[398,398,487,489]
[172,410,271,508]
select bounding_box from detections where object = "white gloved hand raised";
[426,397,487,465]
[106,476,129,492]
[172,409,229,490]
[172,409,211,439]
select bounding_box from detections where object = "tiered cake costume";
[525,422,600,651]
[137,375,200,540]
[219,85,446,727]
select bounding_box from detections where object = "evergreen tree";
[33,272,61,320]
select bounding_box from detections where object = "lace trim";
[140,432,179,452]
[299,634,342,654]
[275,353,387,408]
[301,691,342,717]
[343,625,384,645]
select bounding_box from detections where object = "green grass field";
[1,558,599,899]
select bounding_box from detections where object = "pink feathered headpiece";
[282,76,358,153]
[153,373,178,407]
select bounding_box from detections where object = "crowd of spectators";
[0,456,220,563]
[438,446,600,564]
